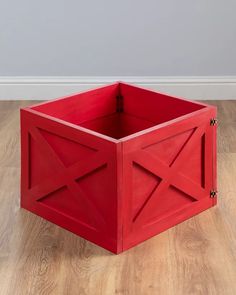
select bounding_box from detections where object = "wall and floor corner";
[1,1,236,101]
[1,76,236,100]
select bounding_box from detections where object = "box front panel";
[122,108,217,251]
[21,109,118,253]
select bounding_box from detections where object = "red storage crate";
[20,82,217,254]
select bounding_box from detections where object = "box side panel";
[20,109,119,253]
[31,83,119,125]
[120,83,205,125]
[122,107,217,251]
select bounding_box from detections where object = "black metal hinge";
[210,190,218,198]
[210,118,217,126]
[116,94,123,113]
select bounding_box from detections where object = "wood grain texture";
[0,100,235,295]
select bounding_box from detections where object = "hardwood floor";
[0,100,235,295]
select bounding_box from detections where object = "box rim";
[21,82,216,144]
[21,104,215,144]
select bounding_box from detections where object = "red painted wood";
[121,106,216,251]
[21,108,119,253]
[21,82,217,254]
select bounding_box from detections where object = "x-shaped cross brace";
[28,126,108,228]
[132,123,207,224]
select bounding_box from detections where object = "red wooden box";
[20,82,217,254]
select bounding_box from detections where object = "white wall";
[1,0,236,76]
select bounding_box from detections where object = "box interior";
[32,83,206,139]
